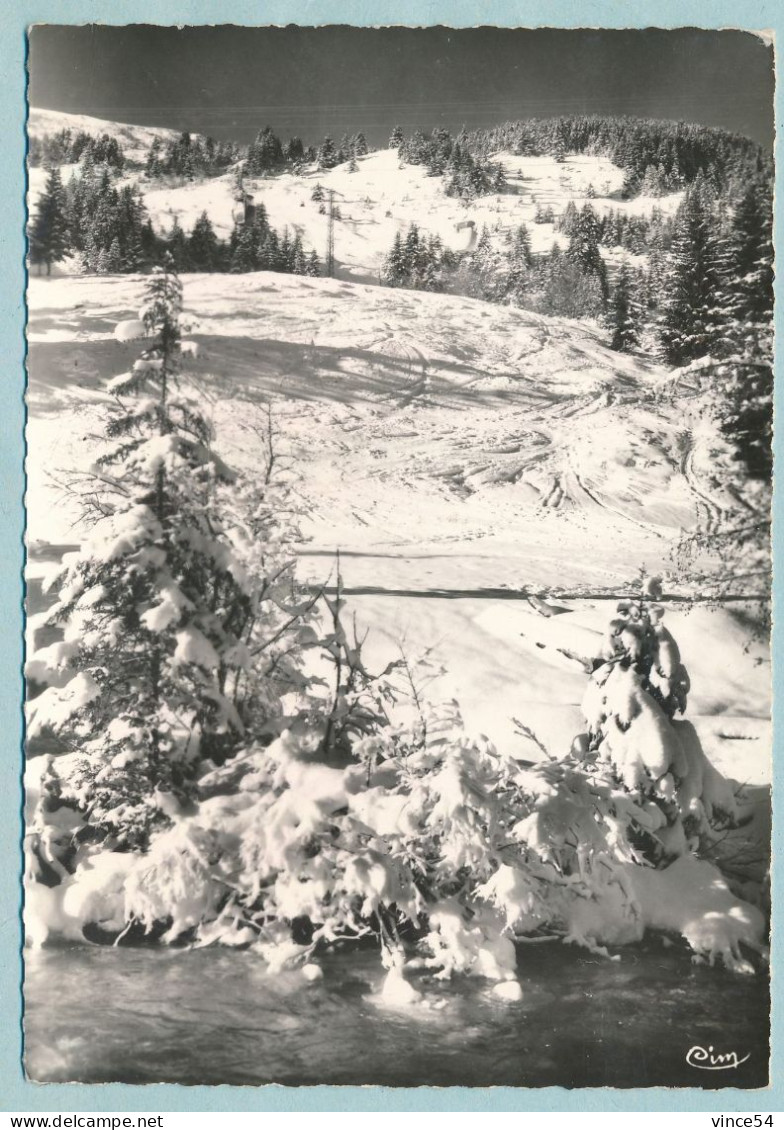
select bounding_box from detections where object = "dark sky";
[28,25,775,149]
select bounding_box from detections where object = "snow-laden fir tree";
[247,127,284,175]
[502,224,533,305]
[145,136,163,178]
[643,228,668,314]
[382,225,446,292]
[188,211,222,271]
[551,132,567,163]
[388,124,404,149]
[29,166,69,275]
[317,136,338,170]
[566,204,608,300]
[658,178,722,365]
[381,231,406,286]
[608,259,641,352]
[284,137,304,164]
[557,199,579,236]
[306,249,321,277]
[105,237,122,273]
[713,176,773,482]
[26,259,301,849]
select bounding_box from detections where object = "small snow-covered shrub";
[581,579,741,860]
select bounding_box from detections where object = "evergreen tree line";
[29,128,125,169]
[464,114,768,199]
[147,126,370,178]
[600,167,772,395]
[316,131,369,170]
[380,223,457,290]
[236,129,369,177]
[35,122,366,185]
[245,127,313,174]
[656,171,773,481]
[381,209,609,315]
[532,171,775,484]
[390,125,505,199]
[159,210,321,276]
[222,205,321,275]
[558,201,675,256]
[29,165,321,278]
[467,221,612,317]
[30,166,152,274]
[145,131,241,180]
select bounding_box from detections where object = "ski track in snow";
[25,270,726,589]
[680,429,726,535]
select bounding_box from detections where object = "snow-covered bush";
[580,579,742,861]
[35,592,764,984]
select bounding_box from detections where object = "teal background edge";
[1,0,780,1113]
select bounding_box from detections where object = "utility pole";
[326,189,335,278]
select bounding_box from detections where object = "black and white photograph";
[22,24,773,1089]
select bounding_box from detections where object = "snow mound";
[114,319,147,343]
[625,856,766,974]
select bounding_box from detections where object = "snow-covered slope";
[26,270,770,780]
[26,269,694,580]
[27,106,182,163]
[25,112,684,284]
[141,148,684,283]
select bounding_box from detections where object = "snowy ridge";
[28,106,185,162]
[26,121,685,286]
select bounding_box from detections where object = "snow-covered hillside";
[26,270,770,782]
[27,109,684,284]
[28,106,182,163]
[26,271,692,576]
[133,149,684,283]
[24,106,770,781]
